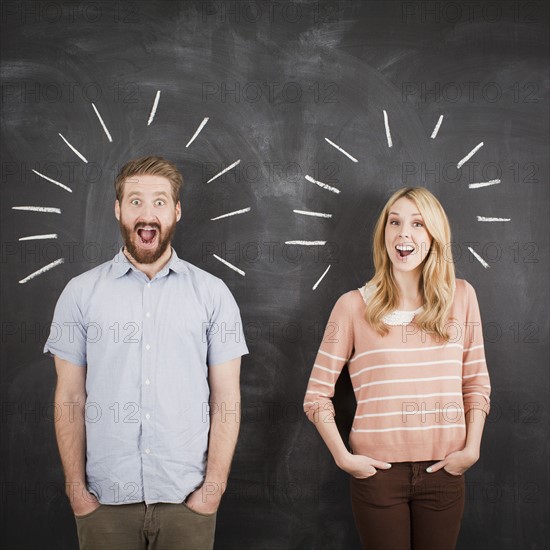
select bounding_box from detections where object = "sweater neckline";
[358,284,423,326]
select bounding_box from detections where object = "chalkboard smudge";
[324,138,358,162]
[430,115,444,139]
[58,133,88,163]
[304,175,340,194]
[457,142,483,169]
[213,254,245,276]
[285,241,327,245]
[207,160,241,183]
[312,265,332,290]
[19,258,65,284]
[186,117,209,147]
[211,207,251,220]
[293,209,332,218]
[31,169,72,193]
[12,206,61,213]
[383,110,393,147]
[91,103,113,142]
[467,247,490,269]
[476,216,511,222]
[19,234,58,241]
[468,179,501,189]
[147,90,161,126]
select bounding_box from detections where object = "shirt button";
[146,312,151,318]
[145,413,150,420]
[145,379,150,385]
[145,448,150,454]
[147,283,151,288]
[145,344,150,350]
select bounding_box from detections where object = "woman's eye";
[413,222,424,227]
[389,220,399,225]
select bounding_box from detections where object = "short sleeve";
[206,280,249,367]
[43,279,87,367]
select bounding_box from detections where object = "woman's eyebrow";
[388,212,422,217]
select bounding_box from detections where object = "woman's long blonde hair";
[365,187,456,340]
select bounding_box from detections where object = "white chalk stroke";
[467,247,490,269]
[59,133,88,163]
[324,138,358,162]
[304,175,340,194]
[213,254,245,276]
[91,103,113,142]
[207,160,241,183]
[211,207,251,221]
[19,258,65,284]
[186,117,209,147]
[147,90,161,125]
[312,265,332,290]
[32,169,72,193]
[457,142,483,169]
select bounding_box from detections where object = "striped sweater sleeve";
[303,293,354,422]
[462,281,491,417]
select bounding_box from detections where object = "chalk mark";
[213,254,245,276]
[186,117,209,147]
[324,138,358,162]
[211,207,251,221]
[59,133,88,163]
[32,169,72,193]
[19,258,65,284]
[207,160,241,183]
[313,265,332,290]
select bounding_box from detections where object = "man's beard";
[119,218,177,264]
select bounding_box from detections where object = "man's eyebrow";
[127,191,169,197]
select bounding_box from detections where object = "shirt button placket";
[142,279,153,494]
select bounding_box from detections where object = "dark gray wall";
[1,1,548,548]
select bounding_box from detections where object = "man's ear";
[115,199,120,221]
[176,201,181,222]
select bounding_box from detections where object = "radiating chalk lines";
[13,89,251,282]
[290,110,510,281]
[13,97,509,282]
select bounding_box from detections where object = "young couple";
[44,156,490,550]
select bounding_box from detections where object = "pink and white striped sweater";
[303,279,491,462]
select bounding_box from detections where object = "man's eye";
[155,200,164,206]
[131,199,139,205]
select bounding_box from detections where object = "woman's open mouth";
[137,228,158,248]
[396,244,414,258]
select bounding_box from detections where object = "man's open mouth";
[137,228,158,245]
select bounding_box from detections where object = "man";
[43,156,248,549]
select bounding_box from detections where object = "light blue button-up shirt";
[44,246,248,505]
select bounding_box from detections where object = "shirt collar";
[111,246,189,279]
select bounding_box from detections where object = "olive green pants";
[74,501,216,550]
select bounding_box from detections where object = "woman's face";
[384,197,433,275]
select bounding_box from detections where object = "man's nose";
[139,204,157,221]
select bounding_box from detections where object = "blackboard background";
[1,1,549,549]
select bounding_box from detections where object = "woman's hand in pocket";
[337,452,392,479]
[426,448,479,476]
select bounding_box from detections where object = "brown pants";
[350,461,465,550]
[74,501,217,550]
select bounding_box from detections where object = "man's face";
[115,174,181,264]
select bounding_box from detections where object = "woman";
[303,187,491,550]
